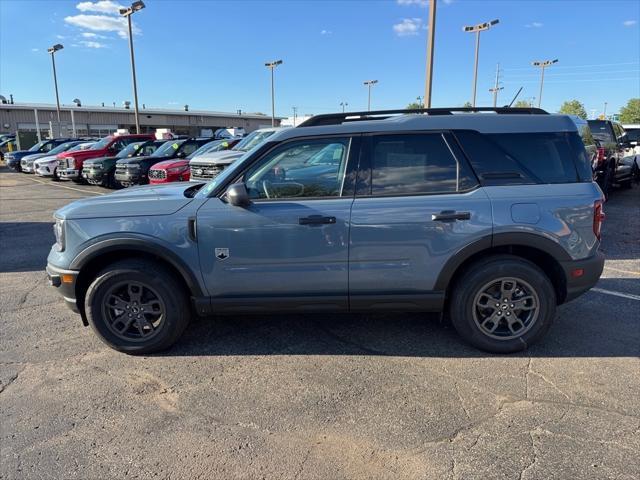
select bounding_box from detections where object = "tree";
[462,101,472,108]
[406,102,422,110]
[559,100,587,119]
[619,98,640,124]
[513,100,532,108]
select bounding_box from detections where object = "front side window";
[243,138,350,200]
[370,134,475,196]
[179,141,201,157]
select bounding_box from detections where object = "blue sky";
[1,0,638,117]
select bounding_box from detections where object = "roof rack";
[297,107,548,127]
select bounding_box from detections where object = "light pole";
[463,19,499,107]
[340,101,348,112]
[292,106,297,126]
[265,59,283,127]
[47,43,63,137]
[488,63,503,107]
[363,80,378,111]
[424,0,437,108]
[531,59,558,108]
[119,1,145,134]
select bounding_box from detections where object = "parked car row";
[4,127,289,189]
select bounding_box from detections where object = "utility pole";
[463,19,499,107]
[488,63,503,107]
[292,106,297,126]
[47,44,63,137]
[265,59,283,127]
[424,0,437,108]
[363,80,378,111]
[532,59,558,108]
[119,1,146,134]
[603,102,608,119]
[416,96,423,108]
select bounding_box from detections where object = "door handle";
[299,215,337,226]
[431,210,471,222]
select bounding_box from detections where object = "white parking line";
[28,176,104,195]
[591,288,640,301]
[604,266,640,276]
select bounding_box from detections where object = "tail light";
[593,200,605,240]
[596,147,606,165]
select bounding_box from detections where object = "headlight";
[68,158,75,169]
[53,217,65,251]
[167,165,187,174]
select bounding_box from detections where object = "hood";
[22,152,48,162]
[84,155,117,165]
[149,159,189,170]
[58,148,105,161]
[56,183,196,220]
[189,150,244,166]
[33,154,59,166]
[117,154,170,166]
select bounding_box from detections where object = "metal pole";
[126,15,141,133]
[492,63,498,107]
[34,109,41,142]
[367,84,371,111]
[292,106,297,126]
[70,109,76,137]
[537,66,545,108]
[424,0,437,108]
[270,66,275,127]
[50,53,62,137]
[471,30,480,107]
[603,102,608,118]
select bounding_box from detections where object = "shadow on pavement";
[0,222,52,273]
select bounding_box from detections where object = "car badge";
[215,248,229,261]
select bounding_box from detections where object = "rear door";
[348,132,493,310]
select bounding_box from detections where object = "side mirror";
[226,183,251,207]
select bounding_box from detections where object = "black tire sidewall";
[85,261,189,354]
[450,256,556,353]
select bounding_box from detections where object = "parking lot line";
[27,176,105,195]
[604,266,640,276]
[591,288,640,301]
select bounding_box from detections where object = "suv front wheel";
[450,255,556,353]
[84,259,190,354]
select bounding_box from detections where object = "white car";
[34,142,95,178]
[622,124,640,180]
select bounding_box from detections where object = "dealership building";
[0,102,281,139]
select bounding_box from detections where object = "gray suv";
[46,108,605,354]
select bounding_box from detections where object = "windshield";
[116,141,146,158]
[48,141,79,155]
[152,139,186,157]
[188,140,219,159]
[233,130,276,152]
[587,121,615,144]
[90,136,113,150]
[28,140,48,152]
[69,142,95,152]
[625,128,640,143]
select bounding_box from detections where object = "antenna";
[508,87,523,107]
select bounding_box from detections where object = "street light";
[47,43,63,137]
[463,18,499,107]
[265,59,283,127]
[531,59,558,108]
[120,1,145,133]
[363,80,378,111]
[340,101,348,112]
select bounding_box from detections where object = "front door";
[349,132,493,310]
[196,136,357,311]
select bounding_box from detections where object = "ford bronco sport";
[46,108,605,354]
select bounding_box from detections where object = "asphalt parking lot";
[1,167,638,480]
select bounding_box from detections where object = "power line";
[503,61,639,71]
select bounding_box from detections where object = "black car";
[114,138,211,187]
[82,140,168,188]
[587,120,633,195]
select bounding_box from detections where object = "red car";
[148,138,240,184]
[57,133,155,182]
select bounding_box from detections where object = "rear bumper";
[46,263,80,314]
[561,251,605,303]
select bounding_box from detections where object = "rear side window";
[369,133,477,196]
[588,121,615,144]
[566,133,595,182]
[487,133,580,184]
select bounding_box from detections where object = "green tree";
[619,98,640,123]
[462,101,472,108]
[406,102,422,110]
[513,100,532,108]
[559,100,587,119]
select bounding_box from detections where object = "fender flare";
[70,234,205,297]
[434,232,570,291]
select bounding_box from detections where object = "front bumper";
[21,163,35,173]
[59,168,80,180]
[115,169,144,187]
[36,164,56,176]
[6,157,20,168]
[561,251,605,303]
[46,263,81,316]
[82,168,106,183]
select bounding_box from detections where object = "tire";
[84,259,190,354]
[449,255,556,353]
[52,168,61,182]
[103,170,118,189]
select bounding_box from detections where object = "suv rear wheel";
[449,255,556,353]
[84,259,190,354]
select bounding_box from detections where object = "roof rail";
[297,107,548,127]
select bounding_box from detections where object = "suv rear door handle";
[299,215,336,226]
[431,210,471,222]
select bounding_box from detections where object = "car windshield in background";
[47,142,79,155]
[188,140,220,159]
[117,142,145,158]
[152,139,185,157]
[90,137,113,150]
[625,128,640,143]
[28,140,48,152]
[587,121,615,143]
[233,130,276,151]
[69,143,95,152]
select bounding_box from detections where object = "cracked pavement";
[1,168,639,479]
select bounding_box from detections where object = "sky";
[1,0,639,118]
